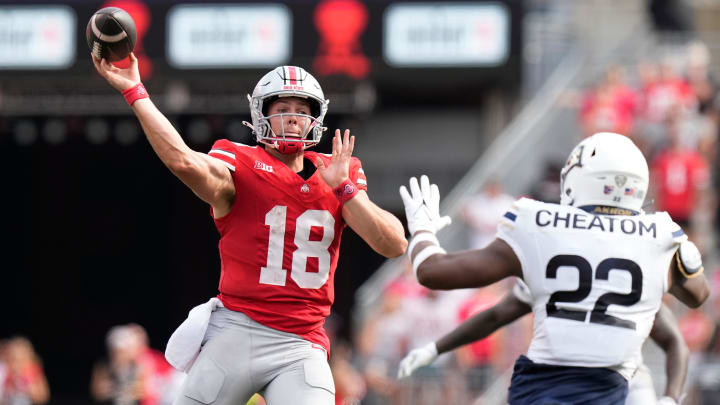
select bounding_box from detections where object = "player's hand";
[397,342,438,378]
[657,397,679,405]
[316,129,354,188]
[91,52,141,92]
[399,175,452,235]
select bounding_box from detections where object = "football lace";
[92,41,103,59]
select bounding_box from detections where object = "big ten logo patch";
[254,160,274,173]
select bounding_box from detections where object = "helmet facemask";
[257,100,324,154]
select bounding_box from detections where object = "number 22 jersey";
[496,198,685,378]
[207,140,368,352]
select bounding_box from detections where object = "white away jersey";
[497,198,686,378]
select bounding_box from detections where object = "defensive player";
[92,54,407,405]
[399,132,709,404]
[398,279,689,404]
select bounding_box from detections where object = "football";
[86,7,137,62]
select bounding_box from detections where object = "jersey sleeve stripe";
[356,179,367,185]
[358,168,365,174]
[498,200,522,232]
[672,229,685,238]
[208,155,235,171]
[209,149,235,159]
[231,142,255,148]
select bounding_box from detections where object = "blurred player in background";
[399,132,709,404]
[461,179,515,250]
[91,325,148,405]
[0,337,50,405]
[91,53,406,405]
[398,279,689,404]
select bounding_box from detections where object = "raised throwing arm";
[91,53,235,217]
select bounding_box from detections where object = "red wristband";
[333,178,359,204]
[122,83,149,106]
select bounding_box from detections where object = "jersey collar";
[578,205,640,216]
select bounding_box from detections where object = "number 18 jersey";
[496,198,685,378]
[207,140,368,353]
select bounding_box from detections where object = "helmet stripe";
[288,66,298,85]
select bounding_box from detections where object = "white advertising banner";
[384,3,509,67]
[167,4,292,68]
[0,6,76,69]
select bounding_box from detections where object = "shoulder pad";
[657,211,688,245]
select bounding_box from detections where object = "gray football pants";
[173,307,335,405]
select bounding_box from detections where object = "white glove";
[657,397,679,405]
[399,175,452,235]
[397,342,438,378]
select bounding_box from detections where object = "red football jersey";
[651,149,709,221]
[207,140,368,351]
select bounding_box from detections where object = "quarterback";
[400,132,709,404]
[92,54,407,405]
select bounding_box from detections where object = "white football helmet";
[560,132,649,212]
[243,66,329,154]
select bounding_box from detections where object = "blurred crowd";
[89,324,184,405]
[576,40,720,404]
[578,41,716,248]
[0,337,49,405]
[328,40,720,405]
[0,325,185,405]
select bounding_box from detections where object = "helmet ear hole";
[591,148,596,157]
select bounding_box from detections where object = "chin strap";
[276,140,303,154]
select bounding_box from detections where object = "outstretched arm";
[318,130,407,258]
[92,54,235,217]
[398,291,530,378]
[436,292,531,354]
[399,176,522,289]
[412,237,523,289]
[649,304,689,402]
